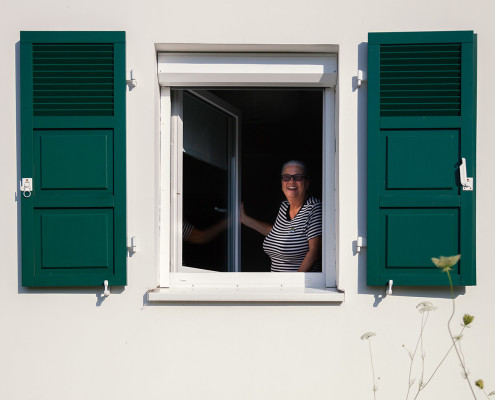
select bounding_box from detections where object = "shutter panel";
[367,31,476,286]
[21,32,126,287]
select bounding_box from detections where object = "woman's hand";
[297,236,322,272]
[186,218,227,244]
[240,203,272,237]
[240,202,246,225]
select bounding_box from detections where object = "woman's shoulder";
[303,196,322,217]
[305,196,321,207]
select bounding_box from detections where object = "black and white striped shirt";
[183,219,194,241]
[263,196,322,272]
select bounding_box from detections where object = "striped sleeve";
[183,219,195,241]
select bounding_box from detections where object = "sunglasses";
[281,174,305,182]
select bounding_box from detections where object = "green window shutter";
[20,31,126,287]
[367,31,476,286]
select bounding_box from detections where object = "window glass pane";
[182,92,230,271]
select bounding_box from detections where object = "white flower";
[417,301,437,313]
[431,255,461,272]
[361,332,376,340]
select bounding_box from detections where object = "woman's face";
[281,164,309,202]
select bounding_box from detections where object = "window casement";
[151,50,342,301]
[367,31,477,286]
[20,31,127,287]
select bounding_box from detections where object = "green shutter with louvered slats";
[21,31,126,287]
[33,43,116,116]
[367,31,476,286]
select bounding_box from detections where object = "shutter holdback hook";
[103,280,110,297]
[386,280,393,295]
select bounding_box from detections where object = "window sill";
[147,286,344,303]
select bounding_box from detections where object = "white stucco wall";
[1,1,494,399]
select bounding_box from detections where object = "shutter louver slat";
[380,43,461,117]
[32,43,114,116]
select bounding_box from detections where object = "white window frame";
[170,90,242,272]
[153,50,341,301]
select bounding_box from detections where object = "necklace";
[286,205,300,233]
[286,196,308,233]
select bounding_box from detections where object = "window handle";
[459,158,473,191]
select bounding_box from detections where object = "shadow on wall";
[16,40,24,296]
[353,41,465,305]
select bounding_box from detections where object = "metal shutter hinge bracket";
[126,69,137,89]
[356,237,367,253]
[357,70,367,88]
[128,236,137,254]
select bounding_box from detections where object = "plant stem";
[446,270,478,399]
[420,313,426,387]
[369,339,377,400]
[415,327,465,396]
[406,312,429,400]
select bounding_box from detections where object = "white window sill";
[147,286,344,302]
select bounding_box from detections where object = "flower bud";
[463,314,475,326]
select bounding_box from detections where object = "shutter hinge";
[356,237,367,253]
[357,70,367,88]
[128,236,137,254]
[126,69,137,89]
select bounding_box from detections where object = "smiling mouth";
[287,186,297,190]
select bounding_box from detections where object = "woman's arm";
[186,218,227,244]
[297,236,322,272]
[240,203,272,237]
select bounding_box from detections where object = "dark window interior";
[182,89,323,272]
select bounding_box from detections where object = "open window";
[172,89,241,272]
[175,89,323,273]
[158,51,337,291]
